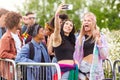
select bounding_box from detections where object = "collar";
[31,39,43,48]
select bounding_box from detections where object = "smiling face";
[63,20,73,36]
[37,27,45,40]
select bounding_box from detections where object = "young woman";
[52,4,78,80]
[73,12,109,80]
[45,13,69,61]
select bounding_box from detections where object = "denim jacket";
[15,39,52,80]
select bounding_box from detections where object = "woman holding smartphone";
[52,4,78,80]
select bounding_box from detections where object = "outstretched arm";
[53,4,64,47]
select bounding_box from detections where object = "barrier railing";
[0,58,17,80]
[0,59,61,80]
[102,58,113,80]
[113,60,120,80]
[3,58,118,80]
[16,62,61,80]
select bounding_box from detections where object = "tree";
[18,0,120,30]
[18,0,82,31]
[82,0,120,30]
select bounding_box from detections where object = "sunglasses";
[29,17,36,20]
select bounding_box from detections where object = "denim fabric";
[0,27,6,39]
[60,71,69,80]
[0,28,2,39]
[15,39,52,80]
[79,60,91,73]
[79,60,91,79]
[52,57,57,63]
[51,57,58,75]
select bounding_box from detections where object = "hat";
[32,24,41,37]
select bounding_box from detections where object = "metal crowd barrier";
[0,58,17,80]
[16,62,61,80]
[102,58,113,80]
[0,59,61,80]
[113,60,120,80]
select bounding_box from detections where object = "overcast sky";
[0,0,25,11]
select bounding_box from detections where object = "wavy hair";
[60,19,75,46]
[5,11,21,30]
[79,12,99,45]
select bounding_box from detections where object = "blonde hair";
[79,12,99,45]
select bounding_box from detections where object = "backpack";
[28,42,48,80]
[28,42,47,61]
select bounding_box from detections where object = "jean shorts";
[79,60,91,80]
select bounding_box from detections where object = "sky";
[0,0,25,11]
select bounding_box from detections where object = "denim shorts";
[60,71,69,80]
[79,60,91,80]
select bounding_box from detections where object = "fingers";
[93,29,101,42]
[55,3,65,15]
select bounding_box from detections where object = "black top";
[83,35,95,57]
[53,35,75,61]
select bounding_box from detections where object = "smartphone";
[62,4,73,10]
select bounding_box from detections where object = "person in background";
[0,8,9,39]
[21,12,36,34]
[15,24,52,80]
[52,4,78,80]
[44,22,54,46]
[0,11,23,80]
[21,15,29,34]
[75,30,80,39]
[21,12,37,44]
[73,12,108,80]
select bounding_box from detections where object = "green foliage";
[81,0,120,30]
[103,59,113,78]
[101,28,120,79]
[18,0,82,29]
[18,0,120,30]
[101,28,120,62]
[104,69,113,78]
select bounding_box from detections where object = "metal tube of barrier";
[113,60,120,80]
[17,62,61,80]
[0,58,17,80]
